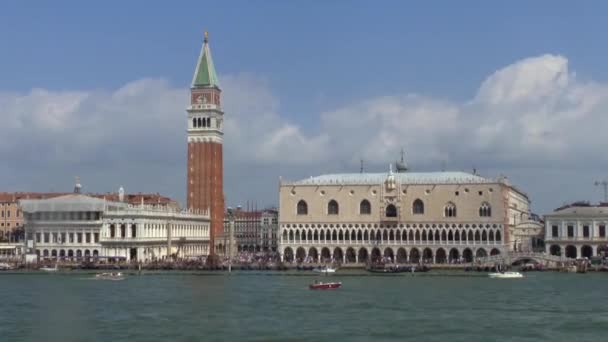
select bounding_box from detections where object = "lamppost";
[227,207,235,273]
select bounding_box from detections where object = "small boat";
[0,262,14,270]
[312,266,336,274]
[40,263,58,272]
[488,271,524,279]
[309,281,342,290]
[95,272,125,280]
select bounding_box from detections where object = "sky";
[1,1,608,214]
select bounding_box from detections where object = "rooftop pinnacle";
[192,30,219,88]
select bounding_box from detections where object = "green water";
[0,271,605,341]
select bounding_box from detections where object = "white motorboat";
[312,266,336,274]
[95,272,125,280]
[0,262,14,270]
[40,263,58,272]
[488,271,524,279]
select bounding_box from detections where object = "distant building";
[20,193,210,262]
[219,208,279,254]
[279,165,531,264]
[511,214,544,252]
[0,190,179,243]
[544,201,608,259]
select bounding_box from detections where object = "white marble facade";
[21,194,210,262]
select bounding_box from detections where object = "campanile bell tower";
[187,31,224,254]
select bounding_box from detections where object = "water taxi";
[312,266,336,274]
[40,263,58,272]
[309,281,342,290]
[488,271,524,279]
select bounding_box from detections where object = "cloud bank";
[1,54,607,212]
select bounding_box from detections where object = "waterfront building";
[544,202,608,259]
[0,192,61,241]
[278,164,531,264]
[511,213,544,252]
[186,32,225,253]
[260,209,279,252]
[219,208,279,254]
[0,191,177,242]
[20,191,210,261]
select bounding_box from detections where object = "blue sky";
[2,1,608,213]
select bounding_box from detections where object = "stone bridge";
[475,252,568,266]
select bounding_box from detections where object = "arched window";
[444,202,457,217]
[479,202,491,217]
[203,117,207,127]
[207,117,211,127]
[197,117,202,128]
[413,199,424,214]
[297,200,308,215]
[385,204,397,217]
[328,200,339,215]
[193,118,197,128]
[360,200,371,215]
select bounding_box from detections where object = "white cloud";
[2,54,608,212]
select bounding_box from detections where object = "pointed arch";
[413,199,424,214]
[468,230,474,241]
[328,200,339,215]
[495,230,502,242]
[479,202,492,217]
[296,200,308,215]
[436,248,447,264]
[448,230,453,241]
[360,199,371,215]
[481,230,487,242]
[397,248,407,263]
[385,204,397,217]
[444,202,457,217]
[442,230,447,242]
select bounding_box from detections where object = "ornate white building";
[279,166,531,265]
[544,202,608,259]
[21,193,210,262]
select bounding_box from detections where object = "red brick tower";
[187,32,224,255]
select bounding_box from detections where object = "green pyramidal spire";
[192,31,220,88]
